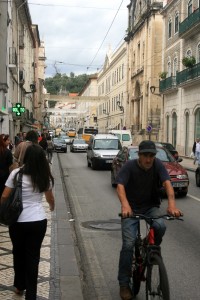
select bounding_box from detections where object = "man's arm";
[117,184,132,217]
[163,180,183,216]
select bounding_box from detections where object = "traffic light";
[12,103,25,116]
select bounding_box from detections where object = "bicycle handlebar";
[118,213,184,221]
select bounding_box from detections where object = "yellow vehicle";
[77,126,98,143]
[67,128,76,138]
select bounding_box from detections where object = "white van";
[87,134,122,170]
[109,130,132,147]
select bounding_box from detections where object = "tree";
[45,73,89,94]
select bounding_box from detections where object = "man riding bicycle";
[116,140,183,300]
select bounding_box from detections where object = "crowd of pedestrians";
[0,130,55,300]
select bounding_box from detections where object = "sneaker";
[120,286,133,300]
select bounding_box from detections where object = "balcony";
[8,47,17,74]
[159,76,177,93]
[176,62,200,86]
[179,8,200,38]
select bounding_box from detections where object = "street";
[58,150,200,300]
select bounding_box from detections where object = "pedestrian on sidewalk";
[192,138,199,164]
[46,135,54,164]
[1,144,55,300]
[14,130,38,167]
[0,134,13,198]
[39,133,48,156]
[195,138,200,165]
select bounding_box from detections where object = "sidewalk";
[0,154,84,300]
[179,156,197,172]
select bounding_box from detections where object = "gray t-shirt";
[116,158,170,213]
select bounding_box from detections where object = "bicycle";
[119,213,183,300]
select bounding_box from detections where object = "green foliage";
[159,71,167,79]
[182,56,196,68]
[45,73,89,94]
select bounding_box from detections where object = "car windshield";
[162,143,175,151]
[128,147,175,162]
[74,139,86,144]
[94,139,119,150]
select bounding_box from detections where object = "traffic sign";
[12,103,25,116]
[146,125,152,133]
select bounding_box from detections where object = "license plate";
[106,160,113,163]
[171,182,188,187]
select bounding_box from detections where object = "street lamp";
[116,100,124,113]
[150,86,161,96]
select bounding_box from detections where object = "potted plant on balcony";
[159,71,167,80]
[182,56,196,68]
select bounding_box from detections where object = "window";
[173,57,178,75]
[197,44,200,63]
[167,60,171,76]
[186,49,192,57]
[168,18,172,38]
[174,12,179,33]
[188,0,192,16]
[195,108,200,138]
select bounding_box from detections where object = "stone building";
[159,0,200,155]
[125,0,164,144]
[97,43,127,133]
[0,0,45,139]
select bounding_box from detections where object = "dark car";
[70,139,88,152]
[53,138,67,153]
[111,145,189,197]
[155,142,181,161]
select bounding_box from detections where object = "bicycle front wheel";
[146,254,170,300]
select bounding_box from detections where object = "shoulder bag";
[0,169,23,226]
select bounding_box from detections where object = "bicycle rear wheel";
[146,254,170,300]
[131,265,141,296]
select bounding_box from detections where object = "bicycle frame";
[119,213,183,299]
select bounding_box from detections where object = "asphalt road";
[59,151,200,300]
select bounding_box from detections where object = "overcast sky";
[28,0,129,78]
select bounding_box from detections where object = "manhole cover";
[82,219,121,231]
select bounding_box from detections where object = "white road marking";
[188,194,200,202]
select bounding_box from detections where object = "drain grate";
[81,219,121,231]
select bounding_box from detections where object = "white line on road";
[188,193,200,202]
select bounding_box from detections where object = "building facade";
[0,0,45,140]
[97,42,127,133]
[125,0,164,144]
[160,0,200,155]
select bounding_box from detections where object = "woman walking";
[1,144,55,299]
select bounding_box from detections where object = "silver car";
[70,139,88,152]
[87,134,122,170]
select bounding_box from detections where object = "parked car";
[111,145,189,197]
[195,166,200,187]
[155,142,181,161]
[87,134,122,170]
[70,139,88,152]
[53,138,67,153]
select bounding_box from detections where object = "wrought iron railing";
[176,62,200,85]
[179,8,200,35]
[159,76,177,93]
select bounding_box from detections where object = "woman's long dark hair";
[23,144,54,192]
[0,134,7,155]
